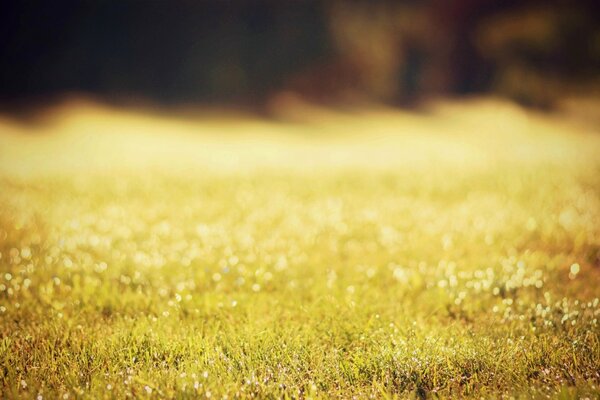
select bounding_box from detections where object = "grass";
[0,98,599,399]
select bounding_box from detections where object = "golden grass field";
[0,98,599,399]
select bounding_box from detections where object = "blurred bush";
[322,0,599,107]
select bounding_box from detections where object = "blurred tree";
[0,0,598,108]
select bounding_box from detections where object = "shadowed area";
[1,1,599,108]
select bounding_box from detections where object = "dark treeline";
[1,0,598,107]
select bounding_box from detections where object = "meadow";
[0,98,599,399]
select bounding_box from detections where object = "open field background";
[1,99,600,399]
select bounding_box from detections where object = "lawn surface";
[1,99,599,399]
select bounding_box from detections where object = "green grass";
[1,99,599,399]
